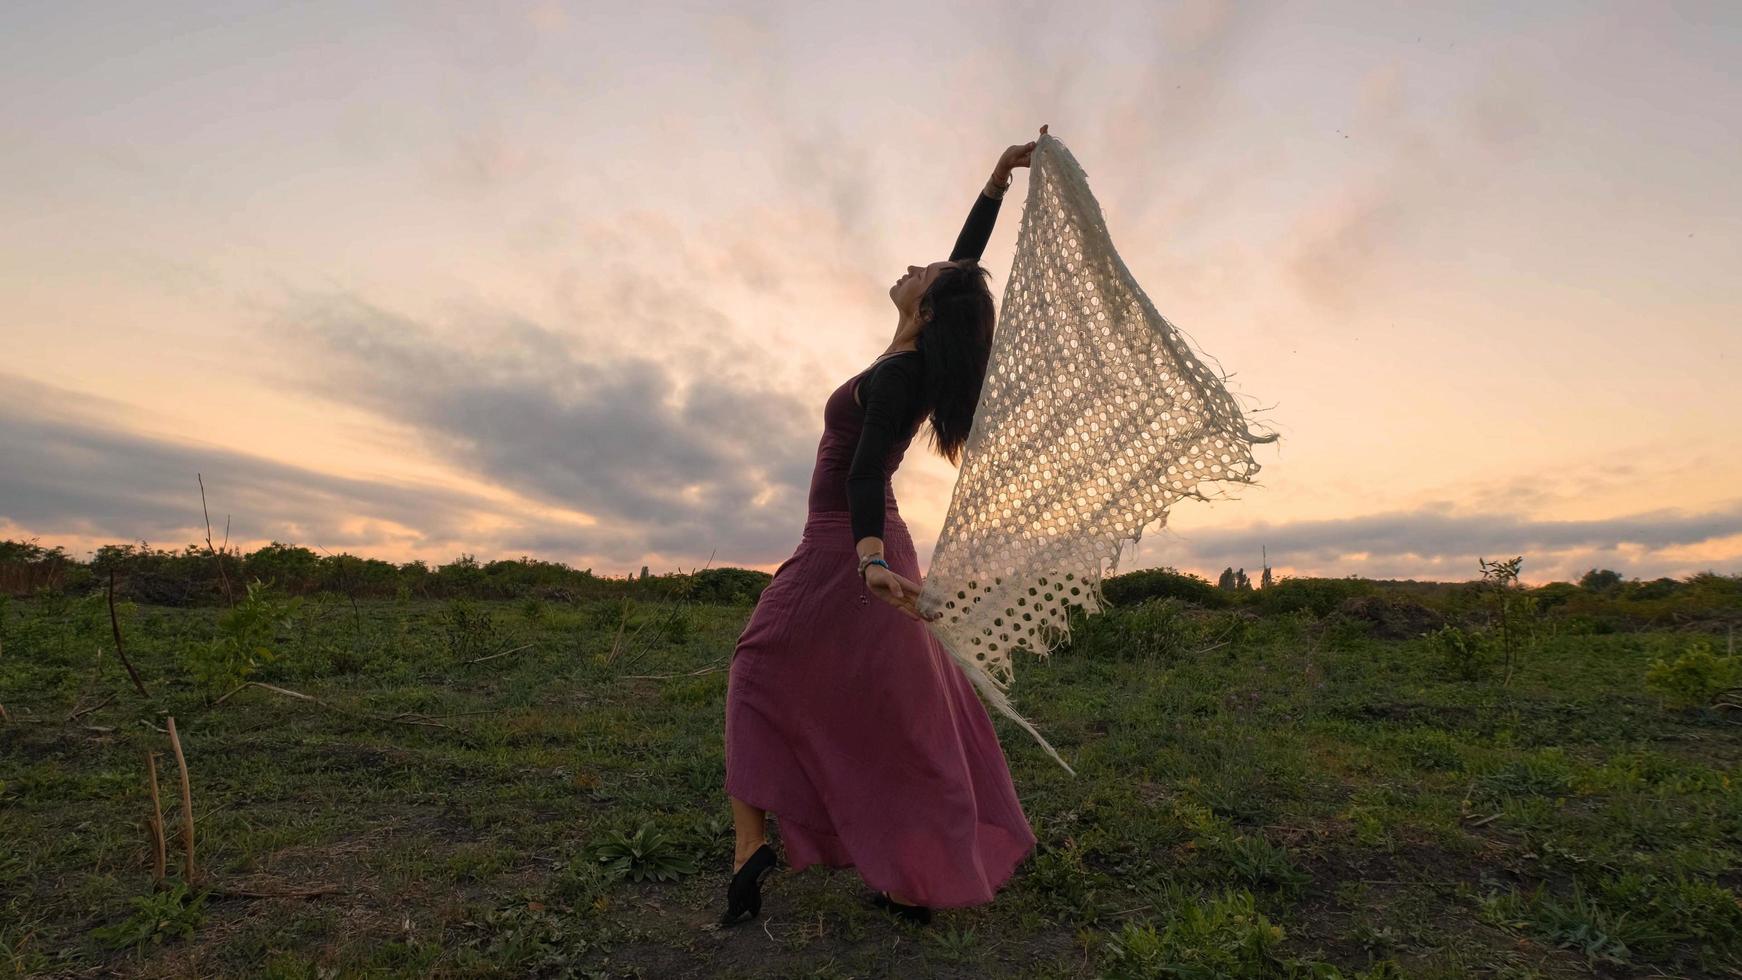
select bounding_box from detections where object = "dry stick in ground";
[165,716,196,883]
[197,472,234,608]
[464,642,536,666]
[107,568,151,698]
[145,751,168,885]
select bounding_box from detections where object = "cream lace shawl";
[916,133,1277,775]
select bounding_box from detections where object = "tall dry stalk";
[165,716,196,882]
[198,473,234,608]
[107,568,150,698]
[145,750,167,885]
[610,550,717,672]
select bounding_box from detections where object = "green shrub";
[182,579,302,695]
[1255,577,1374,617]
[1393,728,1465,771]
[1644,639,1741,709]
[1432,624,1489,682]
[1529,581,1581,611]
[1470,749,1575,806]
[1102,568,1225,609]
[1478,879,1672,970]
[584,821,698,882]
[438,598,497,660]
[1068,598,1197,663]
[1329,595,1444,640]
[689,567,771,604]
[1215,834,1311,895]
[90,882,208,950]
[519,596,546,624]
[1100,889,1286,978]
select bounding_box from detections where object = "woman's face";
[889,259,957,321]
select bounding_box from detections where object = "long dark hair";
[912,260,996,466]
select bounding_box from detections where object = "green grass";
[1,588,1738,978]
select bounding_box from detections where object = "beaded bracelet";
[858,557,890,582]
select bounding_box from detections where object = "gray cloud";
[0,376,488,553]
[269,291,819,562]
[1152,501,1742,583]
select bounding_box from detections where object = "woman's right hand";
[866,564,939,621]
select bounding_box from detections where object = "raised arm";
[949,126,1045,262]
[948,180,1006,262]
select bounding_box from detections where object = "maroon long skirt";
[724,508,1037,909]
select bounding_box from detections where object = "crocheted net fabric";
[916,133,1277,775]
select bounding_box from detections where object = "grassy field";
[2,576,1739,978]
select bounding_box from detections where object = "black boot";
[869,889,933,925]
[719,843,778,926]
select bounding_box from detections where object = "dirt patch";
[1333,596,1446,640]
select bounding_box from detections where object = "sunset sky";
[2,1,1737,585]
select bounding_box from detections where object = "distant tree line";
[0,539,770,606]
[1097,562,1740,629]
[1,539,1736,625]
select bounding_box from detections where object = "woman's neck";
[888,312,925,354]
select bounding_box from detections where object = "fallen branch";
[209,883,343,900]
[107,568,151,699]
[213,681,460,732]
[65,691,117,724]
[624,658,729,680]
[464,642,535,665]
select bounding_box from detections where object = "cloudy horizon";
[3,1,1738,586]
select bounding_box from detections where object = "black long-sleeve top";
[846,188,1003,544]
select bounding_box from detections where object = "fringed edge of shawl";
[928,623,1079,777]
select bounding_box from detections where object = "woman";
[721,125,1049,927]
